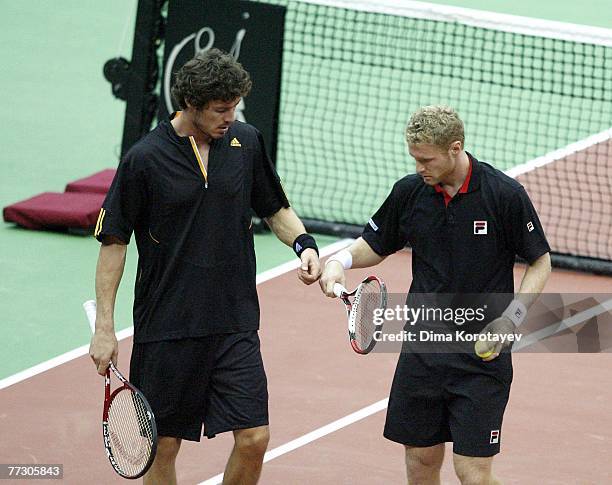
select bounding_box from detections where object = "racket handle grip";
[83,300,97,334]
[333,283,347,298]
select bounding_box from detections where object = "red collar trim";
[434,158,473,206]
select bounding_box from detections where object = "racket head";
[348,276,388,354]
[103,371,157,479]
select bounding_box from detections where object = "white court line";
[0,238,354,391]
[0,326,135,391]
[256,238,353,285]
[198,399,389,485]
[198,296,612,484]
[514,297,612,351]
[505,128,612,178]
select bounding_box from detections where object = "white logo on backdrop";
[164,27,247,121]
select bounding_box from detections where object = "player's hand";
[475,316,517,361]
[298,248,321,285]
[319,260,346,297]
[89,327,118,376]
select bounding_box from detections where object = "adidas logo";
[230,137,241,147]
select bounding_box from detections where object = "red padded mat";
[3,192,105,230]
[65,169,116,194]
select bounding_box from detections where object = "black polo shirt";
[95,116,289,343]
[362,153,550,294]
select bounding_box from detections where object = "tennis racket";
[83,300,157,479]
[333,276,388,354]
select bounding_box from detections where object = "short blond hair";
[405,105,465,150]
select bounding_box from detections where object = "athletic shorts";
[129,331,268,441]
[383,351,513,457]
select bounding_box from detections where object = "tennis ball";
[475,340,494,359]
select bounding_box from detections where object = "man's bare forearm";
[95,242,127,332]
[264,207,307,246]
[345,237,386,268]
[319,237,385,296]
[515,252,551,309]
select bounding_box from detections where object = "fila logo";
[527,221,534,232]
[490,430,500,444]
[473,220,488,235]
[230,137,242,147]
[368,218,379,232]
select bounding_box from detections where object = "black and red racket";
[83,300,157,479]
[333,276,388,354]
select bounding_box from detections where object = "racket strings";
[107,388,154,476]
[353,281,383,350]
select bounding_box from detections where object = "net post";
[118,0,167,158]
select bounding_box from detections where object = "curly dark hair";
[171,48,252,110]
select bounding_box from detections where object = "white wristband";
[502,299,528,327]
[326,249,353,270]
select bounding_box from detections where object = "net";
[255,0,612,270]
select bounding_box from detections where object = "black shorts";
[383,351,513,457]
[129,331,268,442]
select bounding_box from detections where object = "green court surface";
[0,229,338,381]
[1,1,610,381]
[422,0,612,30]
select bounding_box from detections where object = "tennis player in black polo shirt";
[89,49,320,485]
[321,105,551,484]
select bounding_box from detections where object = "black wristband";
[293,233,318,257]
